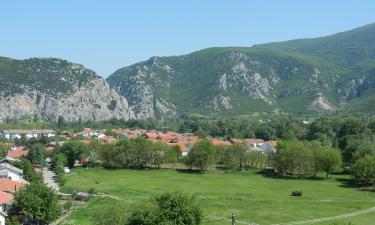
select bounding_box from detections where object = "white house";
[0,163,23,181]
[0,129,55,139]
[0,191,14,223]
[0,210,6,225]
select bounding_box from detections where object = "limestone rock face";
[0,78,135,122]
[0,57,135,122]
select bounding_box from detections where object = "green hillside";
[0,57,99,97]
[107,23,375,118]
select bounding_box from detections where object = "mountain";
[0,57,135,122]
[107,23,375,119]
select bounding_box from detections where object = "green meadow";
[60,168,375,225]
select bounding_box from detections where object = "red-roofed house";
[81,128,93,137]
[0,190,13,212]
[158,132,178,144]
[7,147,28,159]
[143,131,159,141]
[0,179,24,193]
[98,135,117,143]
[211,138,232,146]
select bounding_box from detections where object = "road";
[42,167,60,191]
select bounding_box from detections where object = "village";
[0,128,277,224]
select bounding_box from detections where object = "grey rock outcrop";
[0,78,134,122]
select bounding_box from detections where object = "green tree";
[14,182,62,225]
[127,192,201,225]
[154,192,202,225]
[351,155,375,185]
[230,142,248,170]
[6,217,21,225]
[127,204,157,225]
[27,144,46,165]
[185,140,215,171]
[273,141,314,176]
[194,128,207,139]
[314,147,342,178]
[59,141,89,168]
[12,158,43,182]
[94,200,128,225]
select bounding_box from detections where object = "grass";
[60,168,375,225]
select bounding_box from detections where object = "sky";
[1,1,375,77]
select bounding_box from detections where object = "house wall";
[0,171,22,181]
[0,213,4,225]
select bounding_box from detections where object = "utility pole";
[232,212,235,225]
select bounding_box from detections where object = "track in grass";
[272,206,375,225]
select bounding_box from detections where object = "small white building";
[0,163,23,181]
[0,210,6,225]
[0,129,55,139]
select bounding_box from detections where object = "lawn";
[60,168,375,225]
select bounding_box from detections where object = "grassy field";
[60,168,375,225]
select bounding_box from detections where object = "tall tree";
[185,140,215,171]
[14,182,61,225]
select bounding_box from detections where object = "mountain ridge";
[0,57,135,122]
[107,23,375,118]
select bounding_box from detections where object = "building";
[98,135,117,143]
[0,210,6,225]
[7,146,28,159]
[0,129,55,139]
[0,191,13,214]
[0,178,25,193]
[0,163,23,181]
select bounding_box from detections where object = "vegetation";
[61,168,375,225]
[184,140,215,170]
[0,57,98,97]
[351,155,375,185]
[14,182,61,225]
[97,137,179,169]
[58,141,89,168]
[274,141,342,178]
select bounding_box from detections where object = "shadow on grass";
[336,177,375,192]
[176,168,205,174]
[256,170,325,181]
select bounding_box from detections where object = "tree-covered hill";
[107,23,375,118]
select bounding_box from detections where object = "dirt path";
[204,206,375,225]
[272,206,375,225]
[42,167,60,191]
[51,202,87,225]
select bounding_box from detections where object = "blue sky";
[1,1,375,77]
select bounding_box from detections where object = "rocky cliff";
[0,57,134,122]
[107,23,375,118]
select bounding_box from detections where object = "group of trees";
[53,138,180,170]
[95,192,202,225]
[273,141,342,178]
[99,138,180,169]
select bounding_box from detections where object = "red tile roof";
[82,128,93,135]
[7,147,28,159]
[158,132,178,143]
[144,132,159,140]
[99,135,117,143]
[0,191,13,205]
[0,179,25,193]
[211,139,232,146]
[244,138,265,145]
